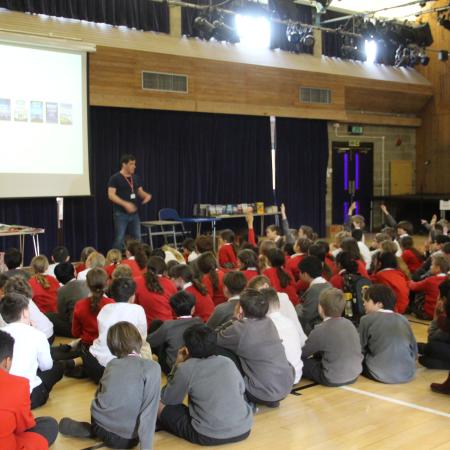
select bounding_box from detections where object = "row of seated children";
[0,256,428,450]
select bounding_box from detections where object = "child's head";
[377,251,398,270]
[283,243,295,256]
[182,238,195,254]
[266,248,285,268]
[334,231,350,249]
[54,262,75,285]
[0,329,14,372]
[380,239,398,255]
[170,291,196,317]
[438,279,450,306]
[295,238,312,255]
[125,239,141,257]
[298,256,322,281]
[351,215,365,230]
[107,322,142,358]
[298,225,317,241]
[308,244,326,263]
[51,246,70,264]
[106,249,122,266]
[335,251,358,274]
[80,246,96,263]
[363,284,396,313]
[183,324,217,359]
[237,249,258,270]
[318,288,345,318]
[239,288,269,319]
[150,248,166,260]
[86,252,106,269]
[147,256,167,275]
[169,264,194,289]
[111,264,133,280]
[223,271,247,298]
[396,220,413,236]
[373,233,390,249]
[110,277,136,303]
[30,255,49,275]
[265,225,282,241]
[381,227,396,241]
[340,237,361,260]
[0,293,30,324]
[3,275,32,299]
[86,268,108,295]
[134,246,148,270]
[220,229,235,244]
[431,254,450,275]
[260,287,280,314]
[399,235,414,251]
[197,252,218,275]
[195,235,214,254]
[4,247,22,270]
[247,275,271,291]
[435,235,450,250]
[351,229,363,243]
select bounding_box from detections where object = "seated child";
[197,252,227,305]
[48,262,89,337]
[206,271,248,330]
[0,329,58,450]
[0,293,63,409]
[409,254,449,319]
[28,256,60,314]
[286,238,311,281]
[158,324,253,445]
[46,245,70,277]
[302,288,362,386]
[237,249,260,282]
[217,289,295,407]
[360,285,417,383]
[370,251,410,314]
[218,229,239,269]
[418,279,450,370]
[148,291,202,374]
[59,322,161,449]
[263,287,306,383]
[399,235,424,275]
[3,247,30,280]
[87,277,149,383]
[77,252,107,281]
[296,256,332,335]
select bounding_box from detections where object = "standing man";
[108,154,152,251]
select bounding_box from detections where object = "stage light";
[213,20,240,43]
[193,16,216,40]
[235,14,271,49]
[365,40,377,63]
[286,25,314,54]
[301,28,315,49]
[286,24,302,45]
[438,50,448,61]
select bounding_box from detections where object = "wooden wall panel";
[416,0,450,193]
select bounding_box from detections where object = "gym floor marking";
[340,386,450,419]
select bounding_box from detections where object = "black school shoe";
[59,417,93,438]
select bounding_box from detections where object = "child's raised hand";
[245,209,254,228]
[380,204,388,215]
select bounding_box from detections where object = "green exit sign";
[348,125,364,135]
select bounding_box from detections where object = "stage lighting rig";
[286,24,315,53]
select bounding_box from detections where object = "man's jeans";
[112,211,141,250]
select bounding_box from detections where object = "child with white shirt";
[86,277,149,383]
[262,287,306,383]
[0,293,63,409]
[359,284,417,383]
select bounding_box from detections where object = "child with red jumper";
[218,229,239,269]
[409,254,449,319]
[170,264,215,322]
[28,256,60,314]
[197,252,227,305]
[286,238,311,281]
[238,249,260,282]
[263,248,299,305]
[370,252,410,314]
[399,235,424,275]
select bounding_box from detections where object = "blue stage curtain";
[0,0,169,33]
[275,117,329,237]
[0,107,273,260]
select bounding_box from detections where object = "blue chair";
[158,208,190,242]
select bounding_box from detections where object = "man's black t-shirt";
[108,172,142,214]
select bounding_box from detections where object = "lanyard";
[122,174,134,193]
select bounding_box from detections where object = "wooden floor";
[39,319,450,450]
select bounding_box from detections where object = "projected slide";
[0,42,90,197]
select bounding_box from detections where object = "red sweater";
[263,267,299,305]
[371,269,410,314]
[401,249,423,274]
[356,259,369,278]
[104,263,121,278]
[134,276,174,325]
[218,244,238,269]
[202,270,227,305]
[409,274,447,318]
[72,297,115,345]
[121,259,143,278]
[185,284,215,322]
[75,262,86,275]
[330,272,344,290]
[286,254,305,281]
[29,275,60,313]
[241,268,259,282]
[0,370,47,450]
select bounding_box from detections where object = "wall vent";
[142,71,188,93]
[300,87,331,104]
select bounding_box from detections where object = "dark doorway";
[332,142,374,225]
